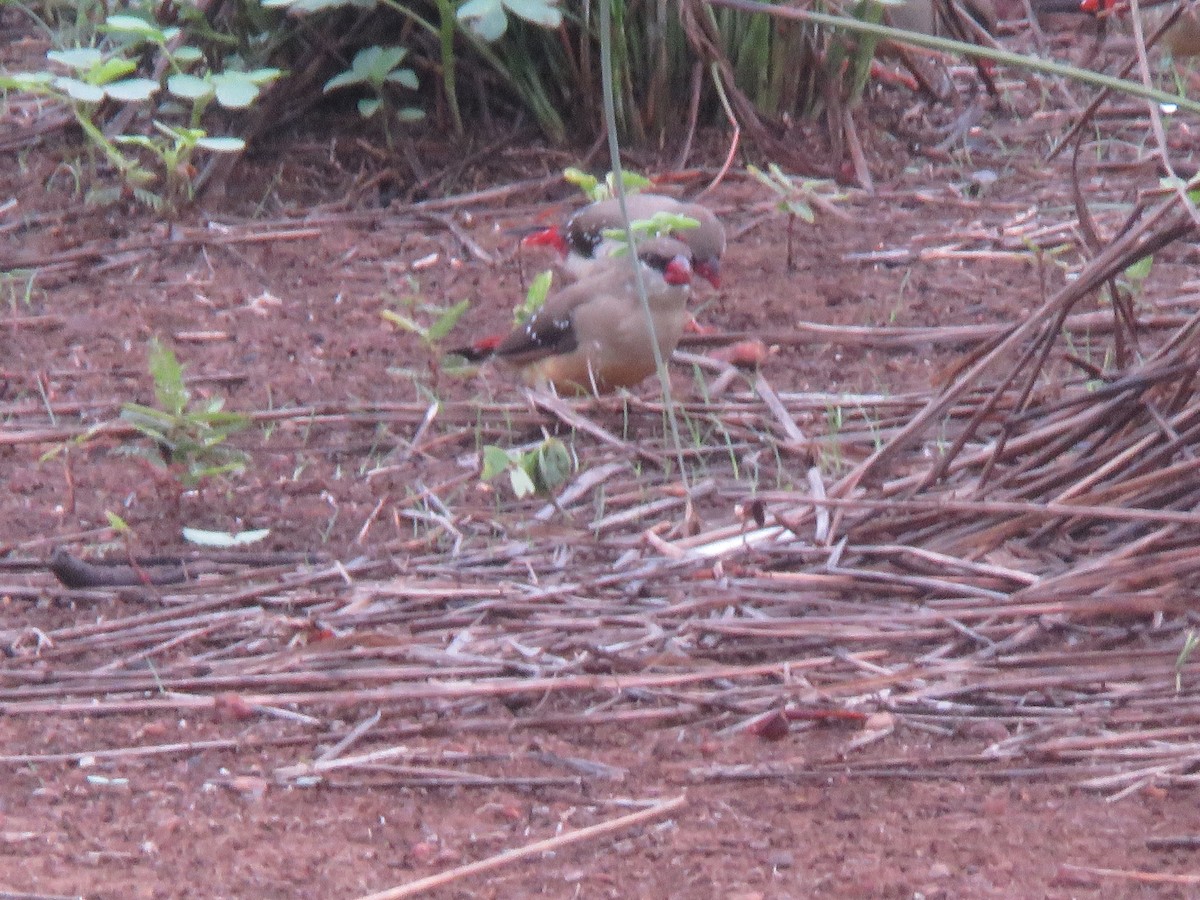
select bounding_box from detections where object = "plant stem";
[599,0,690,490]
[435,0,464,135]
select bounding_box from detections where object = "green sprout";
[565,167,652,201]
[600,211,700,251]
[382,296,471,350]
[324,45,424,150]
[749,163,846,271]
[119,339,249,487]
[481,437,574,499]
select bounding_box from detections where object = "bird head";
[636,237,694,287]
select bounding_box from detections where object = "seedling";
[600,211,700,251]
[564,167,652,202]
[0,11,278,208]
[114,122,244,208]
[120,339,249,487]
[748,163,846,271]
[324,46,424,150]
[481,437,574,499]
[382,295,470,350]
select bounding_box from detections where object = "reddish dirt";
[5,13,1200,898]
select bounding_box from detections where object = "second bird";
[524,193,726,288]
[458,237,695,396]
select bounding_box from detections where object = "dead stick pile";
[3,181,1200,806]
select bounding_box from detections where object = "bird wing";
[492,265,628,366]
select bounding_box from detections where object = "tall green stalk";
[434,0,464,135]
[598,0,690,489]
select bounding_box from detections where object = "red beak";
[695,259,721,289]
[664,257,693,287]
[522,226,569,257]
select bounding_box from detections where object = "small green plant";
[600,211,701,251]
[113,123,246,208]
[1,270,39,312]
[0,10,278,209]
[120,339,249,487]
[564,167,652,201]
[819,404,846,475]
[481,437,574,499]
[749,163,846,271]
[323,45,424,150]
[513,269,553,322]
[382,293,471,351]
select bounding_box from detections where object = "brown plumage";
[458,237,694,395]
[524,193,726,288]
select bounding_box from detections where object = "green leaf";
[504,0,562,28]
[481,445,513,481]
[113,133,159,150]
[1125,255,1153,282]
[120,403,174,438]
[515,270,552,321]
[102,14,164,39]
[324,68,365,92]
[196,135,246,152]
[182,526,270,547]
[509,466,536,498]
[105,78,160,102]
[171,46,204,65]
[152,119,199,143]
[563,167,598,197]
[604,169,651,198]
[1,71,55,89]
[147,339,188,416]
[427,299,470,342]
[263,0,357,9]
[105,510,131,533]
[361,46,409,80]
[457,0,508,40]
[601,212,699,247]
[786,200,815,224]
[88,57,138,86]
[386,68,419,90]
[168,73,214,100]
[532,437,572,493]
[53,77,105,103]
[381,309,422,333]
[396,106,425,122]
[327,46,413,94]
[358,97,381,118]
[242,68,283,85]
[212,73,260,108]
[47,48,104,71]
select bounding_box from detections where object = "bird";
[454,237,694,395]
[523,193,726,288]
